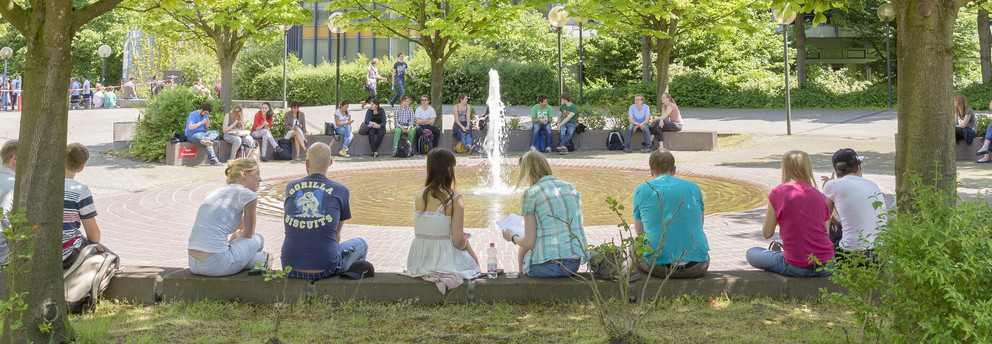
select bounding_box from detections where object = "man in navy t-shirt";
[281,142,369,279]
[388,53,415,107]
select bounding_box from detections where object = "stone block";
[783,276,845,299]
[634,270,786,299]
[161,269,311,304]
[113,121,137,151]
[473,274,625,303]
[165,141,227,165]
[104,266,182,304]
[657,131,718,151]
[313,273,468,304]
[575,130,610,150]
[956,138,983,160]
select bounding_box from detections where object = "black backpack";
[396,136,414,158]
[417,128,434,154]
[607,131,625,151]
[275,138,293,160]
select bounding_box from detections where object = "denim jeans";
[626,123,651,149]
[389,79,406,107]
[452,121,473,148]
[530,122,552,150]
[556,123,577,148]
[527,258,580,278]
[335,124,354,147]
[251,129,278,159]
[187,130,220,163]
[652,120,682,142]
[984,123,992,141]
[287,238,369,280]
[189,234,265,277]
[224,133,256,153]
[745,247,833,278]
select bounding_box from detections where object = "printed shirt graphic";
[63,179,97,260]
[394,61,408,82]
[531,104,552,121]
[281,174,351,271]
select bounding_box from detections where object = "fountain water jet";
[473,69,515,196]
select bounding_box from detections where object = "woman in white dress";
[406,148,480,279]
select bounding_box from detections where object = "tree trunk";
[796,17,807,89]
[979,9,991,84]
[3,6,75,344]
[893,0,960,208]
[429,58,444,129]
[640,35,653,83]
[654,37,674,107]
[218,52,236,114]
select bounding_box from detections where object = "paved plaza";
[1,105,989,273]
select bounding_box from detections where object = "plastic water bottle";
[487,243,498,279]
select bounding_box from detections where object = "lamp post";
[877,3,895,109]
[548,6,569,100]
[575,17,589,105]
[328,13,346,106]
[97,45,112,84]
[773,5,797,135]
[278,24,293,109]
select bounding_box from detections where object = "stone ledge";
[100,268,840,305]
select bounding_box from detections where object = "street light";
[575,17,589,105]
[277,24,293,109]
[877,3,895,109]
[97,45,112,84]
[328,12,346,106]
[548,6,568,100]
[773,5,797,135]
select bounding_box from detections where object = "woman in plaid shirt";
[502,151,588,277]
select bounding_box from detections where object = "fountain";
[475,69,514,195]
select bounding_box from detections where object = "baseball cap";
[832,148,864,168]
[340,260,375,279]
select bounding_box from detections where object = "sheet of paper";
[496,213,525,237]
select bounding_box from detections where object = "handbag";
[358,122,370,135]
[325,122,335,136]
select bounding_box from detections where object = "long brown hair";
[954,93,972,119]
[421,148,457,213]
[261,102,274,121]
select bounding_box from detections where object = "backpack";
[607,131,625,151]
[275,138,293,160]
[396,136,414,158]
[417,128,434,154]
[64,244,119,313]
[454,141,469,153]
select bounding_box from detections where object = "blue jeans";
[558,123,577,148]
[530,122,552,150]
[527,258,580,278]
[187,130,219,163]
[389,79,406,107]
[335,124,353,147]
[452,121,472,148]
[983,124,992,141]
[287,238,368,280]
[626,123,651,149]
[745,247,833,278]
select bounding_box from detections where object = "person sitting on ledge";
[651,92,683,143]
[555,93,578,155]
[633,148,709,278]
[187,158,270,276]
[252,102,285,162]
[185,102,220,165]
[502,151,588,278]
[63,143,104,268]
[333,100,355,157]
[282,143,371,280]
[974,100,992,163]
[284,101,308,161]
[414,95,440,152]
[821,148,886,261]
[363,98,387,158]
[406,148,481,279]
[529,94,553,152]
[450,93,474,153]
[746,150,834,277]
[392,95,417,156]
[625,94,652,153]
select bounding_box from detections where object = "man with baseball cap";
[821,148,887,258]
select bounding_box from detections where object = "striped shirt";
[394,106,415,127]
[63,178,97,260]
[520,175,587,274]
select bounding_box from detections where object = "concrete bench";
[956,138,984,160]
[96,266,842,305]
[655,131,718,151]
[165,140,232,165]
[504,130,717,152]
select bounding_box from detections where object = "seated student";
[625,94,652,153]
[821,148,886,258]
[62,143,104,269]
[974,100,992,163]
[282,143,371,280]
[450,94,473,152]
[188,158,270,276]
[252,102,285,161]
[123,77,138,99]
[633,149,709,278]
[185,102,220,165]
[193,78,213,99]
[555,93,578,154]
[414,95,440,151]
[746,150,834,277]
[332,100,354,157]
[103,86,119,108]
[502,151,588,277]
[651,93,683,142]
[954,94,976,145]
[284,101,308,161]
[363,99,387,157]
[92,85,105,108]
[407,148,481,279]
[530,94,553,152]
[0,140,17,265]
[223,105,256,157]
[392,95,417,156]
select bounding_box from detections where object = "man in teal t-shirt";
[530,94,553,152]
[632,149,709,278]
[555,93,579,154]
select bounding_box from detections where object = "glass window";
[301,38,315,66]
[359,35,374,60]
[374,37,390,59]
[344,37,358,62]
[316,38,329,64]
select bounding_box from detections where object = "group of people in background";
[954,94,992,164]
[0,75,21,111]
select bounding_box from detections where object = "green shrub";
[826,174,992,343]
[668,72,730,108]
[130,87,222,162]
[577,105,606,130]
[584,83,656,108]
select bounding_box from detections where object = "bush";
[577,105,606,130]
[130,87,222,162]
[826,174,992,343]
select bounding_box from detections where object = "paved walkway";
[0,104,986,273]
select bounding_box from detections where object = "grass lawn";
[71,296,857,343]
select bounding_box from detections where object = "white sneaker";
[251,251,272,270]
[200,139,213,147]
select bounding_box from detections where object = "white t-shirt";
[415,106,436,122]
[188,184,258,253]
[822,175,887,251]
[93,91,105,107]
[334,109,350,126]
